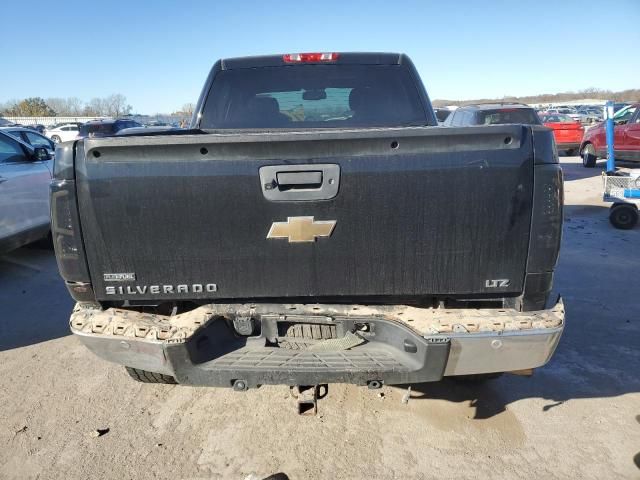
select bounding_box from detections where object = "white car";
[547,107,576,115]
[44,123,80,143]
[0,130,53,253]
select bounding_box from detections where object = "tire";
[581,143,597,168]
[609,204,639,230]
[565,148,576,157]
[51,135,61,143]
[125,367,177,384]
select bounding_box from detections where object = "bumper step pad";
[210,347,406,371]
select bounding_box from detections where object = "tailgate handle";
[276,171,323,190]
[260,164,340,202]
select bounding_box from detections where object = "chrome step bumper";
[70,298,565,387]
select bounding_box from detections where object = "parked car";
[609,104,637,122]
[580,104,639,167]
[539,113,584,155]
[566,112,597,125]
[0,127,56,157]
[45,123,80,143]
[545,107,598,124]
[49,122,84,129]
[0,130,53,253]
[27,124,47,134]
[613,102,631,113]
[574,108,602,124]
[433,108,452,124]
[78,119,143,138]
[577,106,603,118]
[116,126,179,135]
[547,107,576,115]
[443,103,542,126]
[55,53,564,392]
[9,124,47,133]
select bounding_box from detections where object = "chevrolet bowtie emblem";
[267,216,336,243]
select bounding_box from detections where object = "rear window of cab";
[200,64,428,129]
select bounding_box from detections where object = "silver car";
[0,130,53,253]
[0,127,56,158]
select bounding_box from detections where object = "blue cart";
[602,101,639,229]
[603,172,640,229]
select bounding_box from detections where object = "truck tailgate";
[76,126,534,302]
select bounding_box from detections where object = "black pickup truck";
[52,52,564,390]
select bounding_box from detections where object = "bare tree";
[432,88,640,107]
[67,97,84,115]
[45,96,110,116]
[104,94,132,118]
[45,98,69,115]
[86,97,106,116]
[2,94,136,118]
[0,99,20,115]
[181,103,195,116]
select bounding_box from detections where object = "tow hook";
[290,385,328,415]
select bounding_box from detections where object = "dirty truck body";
[52,53,564,389]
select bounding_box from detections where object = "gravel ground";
[0,156,638,480]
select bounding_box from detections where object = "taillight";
[530,128,563,267]
[533,128,559,165]
[51,142,94,302]
[524,162,563,310]
[51,181,93,300]
[283,52,339,63]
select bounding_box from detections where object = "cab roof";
[220,52,406,70]
[457,102,533,110]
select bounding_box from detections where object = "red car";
[539,113,584,156]
[580,104,640,167]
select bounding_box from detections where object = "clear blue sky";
[2,0,639,114]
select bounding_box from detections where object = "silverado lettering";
[105,284,218,295]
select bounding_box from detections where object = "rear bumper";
[70,298,565,388]
[555,142,581,150]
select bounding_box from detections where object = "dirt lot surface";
[1,156,639,480]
